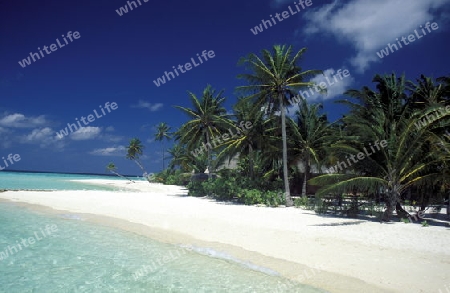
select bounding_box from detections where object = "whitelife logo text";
[18,31,81,68]
[376,22,439,59]
[56,102,118,139]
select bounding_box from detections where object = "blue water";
[0,173,327,292]
[0,171,144,191]
[0,203,326,292]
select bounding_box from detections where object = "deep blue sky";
[0,0,449,175]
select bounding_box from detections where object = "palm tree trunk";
[301,170,307,197]
[301,156,310,197]
[447,193,449,218]
[382,190,397,222]
[206,132,212,180]
[249,144,254,179]
[134,160,146,174]
[111,171,135,183]
[280,94,292,206]
[162,145,165,170]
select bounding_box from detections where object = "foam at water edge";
[179,244,280,276]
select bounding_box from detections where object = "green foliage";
[238,189,263,205]
[421,220,429,227]
[314,197,329,214]
[264,191,285,207]
[185,169,286,207]
[237,189,284,206]
[154,170,190,186]
[401,218,410,224]
[294,196,311,209]
[202,177,240,201]
[187,180,206,197]
[347,196,359,218]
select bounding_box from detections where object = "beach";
[1,179,449,293]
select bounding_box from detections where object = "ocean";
[0,172,326,292]
[0,171,143,191]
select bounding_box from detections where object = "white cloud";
[102,134,123,143]
[89,145,126,156]
[21,127,65,149]
[301,68,354,101]
[105,126,115,132]
[131,100,163,112]
[302,0,449,72]
[0,113,48,128]
[70,126,102,141]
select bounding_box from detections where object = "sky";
[0,0,449,175]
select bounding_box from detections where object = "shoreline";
[1,179,449,292]
[0,199,385,293]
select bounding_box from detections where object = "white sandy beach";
[1,179,449,293]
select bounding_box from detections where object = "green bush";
[236,189,284,206]
[202,177,240,201]
[185,169,287,206]
[238,189,263,205]
[294,196,310,208]
[401,218,410,223]
[314,197,329,214]
[187,180,206,197]
[263,191,285,207]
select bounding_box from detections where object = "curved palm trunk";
[110,171,135,183]
[280,94,292,206]
[134,159,146,174]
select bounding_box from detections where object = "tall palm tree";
[175,85,234,178]
[154,122,171,170]
[106,162,135,183]
[237,44,323,206]
[126,138,147,175]
[289,95,330,197]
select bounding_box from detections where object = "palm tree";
[289,95,330,197]
[126,138,147,175]
[106,162,135,183]
[236,45,323,206]
[217,98,275,180]
[154,122,171,170]
[175,85,234,178]
[310,74,450,221]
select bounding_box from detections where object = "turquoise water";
[0,203,326,293]
[0,171,144,191]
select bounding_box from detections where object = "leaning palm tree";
[126,138,147,175]
[106,162,135,183]
[175,85,234,178]
[236,45,323,205]
[154,122,171,170]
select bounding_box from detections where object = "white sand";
[1,179,449,293]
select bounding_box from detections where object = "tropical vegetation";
[114,44,449,223]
